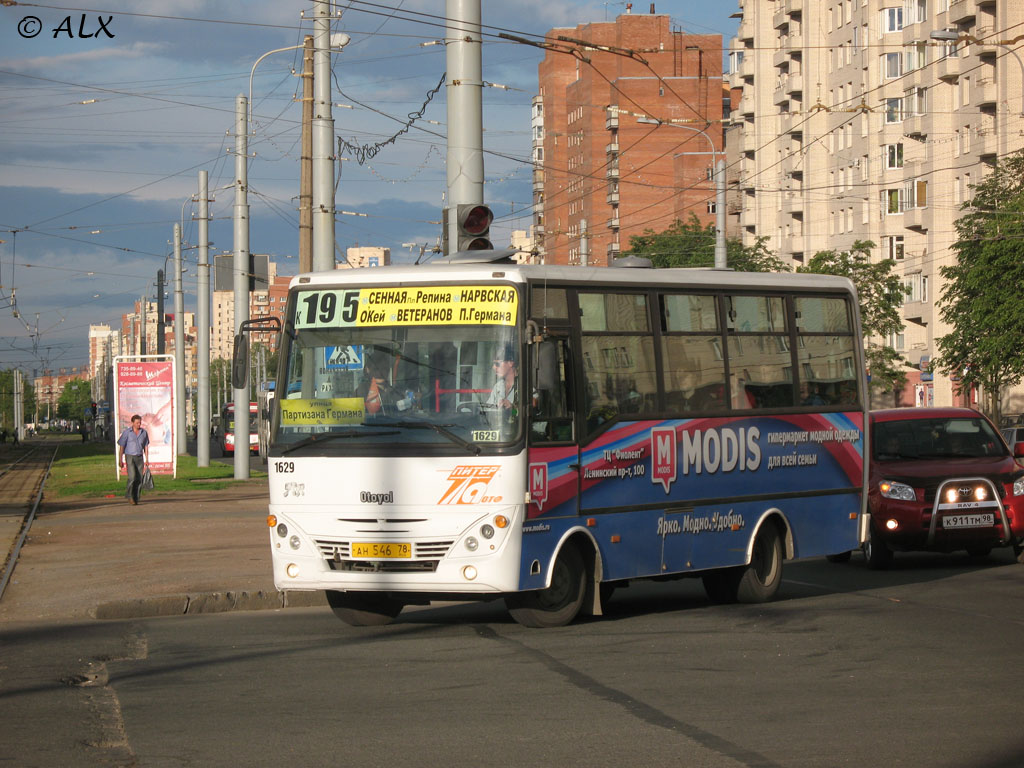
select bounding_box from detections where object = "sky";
[0,0,741,373]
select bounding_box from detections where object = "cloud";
[0,42,169,71]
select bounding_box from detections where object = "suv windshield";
[873,417,1006,460]
[273,284,521,452]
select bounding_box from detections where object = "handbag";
[141,467,155,491]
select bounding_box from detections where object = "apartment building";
[535,10,724,265]
[728,0,1024,408]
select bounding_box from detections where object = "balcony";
[903,206,930,232]
[740,206,757,228]
[773,7,788,29]
[786,73,804,95]
[605,112,619,130]
[773,85,788,107]
[774,47,790,68]
[605,142,619,155]
[739,94,756,118]
[607,217,620,230]
[785,0,803,12]
[934,55,960,82]
[606,242,621,260]
[975,77,997,107]
[606,189,620,205]
[976,128,998,158]
[903,302,926,325]
[782,194,804,215]
[606,165,620,180]
[948,0,976,24]
[902,115,926,139]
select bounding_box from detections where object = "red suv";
[857,407,1024,569]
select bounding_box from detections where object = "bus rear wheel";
[702,523,783,604]
[326,591,403,626]
[507,545,586,628]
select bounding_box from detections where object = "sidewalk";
[0,474,323,625]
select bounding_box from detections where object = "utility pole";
[580,218,589,267]
[139,296,147,355]
[197,170,211,467]
[156,269,165,354]
[233,94,250,479]
[714,159,726,270]
[445,0,485,249]
[312,0,336,272]
[299,34,314,274]
[173,223,186,454]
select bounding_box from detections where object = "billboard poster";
[114,356,176,477]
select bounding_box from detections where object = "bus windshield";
[275,284,521,452]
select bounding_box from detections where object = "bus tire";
[736,522,783,603]
[507,545,586,628]
[702,523,783,604]
[326,591,403,626]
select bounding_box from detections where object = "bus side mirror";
[535,341,559,393]
[232,333,249,390]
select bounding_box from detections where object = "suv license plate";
[352,542,411,559]
[942,513,994,529]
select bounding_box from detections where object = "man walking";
[117,414,150,505]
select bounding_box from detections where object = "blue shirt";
[118,426,150,456]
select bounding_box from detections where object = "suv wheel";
[864,523,893,570]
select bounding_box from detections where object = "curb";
[91,589,325,620]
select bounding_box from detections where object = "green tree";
[935,150,1024,423]
[0,369,38,429]
[57,378,93,421]
[797,240,909,401]
[624,214,790,272]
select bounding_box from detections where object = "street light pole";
[638,117,727,269]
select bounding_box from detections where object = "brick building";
[534,10,724,265]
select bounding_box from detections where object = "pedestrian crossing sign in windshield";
[325,345,363,371]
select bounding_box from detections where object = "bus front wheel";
[702,523,783,604]
[507,545,586,628]
[326,591,403,626]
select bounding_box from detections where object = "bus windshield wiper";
[279,429,400,455]
[381,420,482,455]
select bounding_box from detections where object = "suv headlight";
[879,480,916,501]
[1013,474,1024,497]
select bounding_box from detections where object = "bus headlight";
[289,535,301,550]
[480,524,495,539]
[1013,475,1024,497]
[285,563,299,578]
[277,523,288,537]
[465,536,479,552]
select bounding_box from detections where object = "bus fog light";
[480,524,495,539]
[277,523,288,537]
[885,519,899,531]
[285,563,299,578]
[289,535,301,550]
[462,565,477,580]
[465,536,479,552]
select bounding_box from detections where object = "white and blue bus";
[256,253,868,627]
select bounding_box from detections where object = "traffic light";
[90,402,97,417]
[456,204,493,251]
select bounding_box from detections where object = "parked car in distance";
[843,407,1024,569]
[1001,426,1024,459]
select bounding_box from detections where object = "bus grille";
[314,538,454,573]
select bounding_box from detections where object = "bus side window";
[530,338,573,443]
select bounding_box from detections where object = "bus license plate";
[352,542,411,559]
[943,513,994,529]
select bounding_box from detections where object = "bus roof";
[288,262,857,296]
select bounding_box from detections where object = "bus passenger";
[360,352,398,415]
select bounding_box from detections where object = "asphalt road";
[3,550,1023,767]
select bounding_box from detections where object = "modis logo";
[438,465,502,505]
[529,463,548,509]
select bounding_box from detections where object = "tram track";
[0,444,60,601]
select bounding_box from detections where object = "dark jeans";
[124,454,145,503]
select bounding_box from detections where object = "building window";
[707,201,717,214]
[884,98,903,123]
[903,179,928,209]
[884,143,904,169]
[882,188,904,214]
[904,87,926,117]
[881,7,903,33]
[884,235,905,260]
[881,52,903,79]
